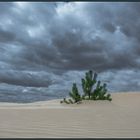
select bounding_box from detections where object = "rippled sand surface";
[0,92,140,138]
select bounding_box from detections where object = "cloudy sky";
[0,2,140,102]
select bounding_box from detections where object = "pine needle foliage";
[81,70,97,99]
[60,83,82,104]
[60,70,112,104]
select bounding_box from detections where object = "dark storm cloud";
[0,70,54,87]
[103,22,116,33]
[0,29,16,42]
[47,2,140,72]
[0,2,139,72]
[0,2,140,93]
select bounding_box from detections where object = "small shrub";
[60,83,81,104]
[69,83,81,103]
[60,70,112,104]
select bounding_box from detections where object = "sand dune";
[0,92,140,138]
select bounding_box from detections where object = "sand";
[0,92,140,138]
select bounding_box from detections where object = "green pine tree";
[81,70,97,99]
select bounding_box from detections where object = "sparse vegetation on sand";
[60,70,112,104]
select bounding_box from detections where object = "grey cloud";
[100,70,140,92]
[103,22,116,33]
[0,29,16,42]
[0,2,13,15]
[0,2,140,102]
[1,2,140,73]
[0,70,54,87]
[0,83,52,103]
